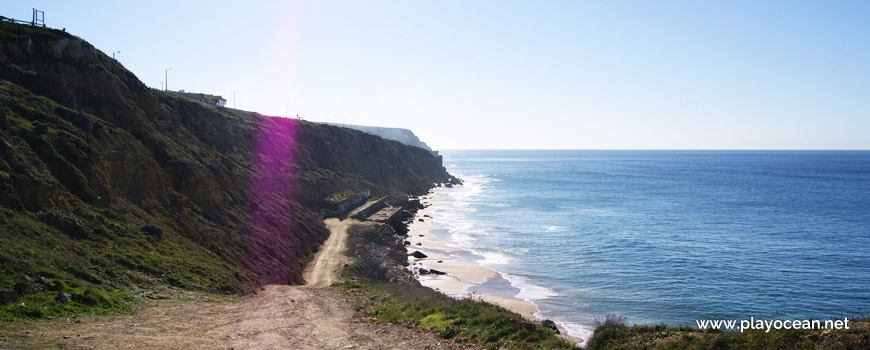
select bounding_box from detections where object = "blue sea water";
[429,150,870,341]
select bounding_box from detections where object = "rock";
[437,260,443,263]
[411,251,428,259]
[418,218,424,222]
[37,276,55,288]
[445,183,453,188]
[419,269,430,275]
[141,223,164,241]
[429,269,446,275]
[542,319,560,334]
[416,242,422,246]
[0,288,18,305]
[55,292,72,303]
[21,274,34,284]
[30,283,45,292]
[403,241,410,246]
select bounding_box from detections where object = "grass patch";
[336,281,574,349]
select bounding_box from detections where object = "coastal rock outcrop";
[542,319,560,334]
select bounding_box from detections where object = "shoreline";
[406,192,585,346]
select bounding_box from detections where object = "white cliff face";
[329,123,432,151]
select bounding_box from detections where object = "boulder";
[410,251,428,259]
[419,269,430,275]
[0,288,18,305]
[542,319,560,334]
[429,269,446,275]
[55,292,72,303]
[37,276,55,289]
[13,283,31,295]
[21,273,34,284]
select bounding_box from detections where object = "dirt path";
[1,219,478,349]
[303,218,353,287]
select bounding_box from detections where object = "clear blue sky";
[5,1,869,149]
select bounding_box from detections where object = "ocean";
[424,150,870,341]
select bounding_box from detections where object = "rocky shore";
[342,189,582,347]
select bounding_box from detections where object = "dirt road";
[303,218,353,287]
[0,219,477,349]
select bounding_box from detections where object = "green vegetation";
[586,315,870,350]
[337,282,575,349]
[0,21,76,42]
[0,208,241,322]
[336,224,575,349]
[326,190,359,203]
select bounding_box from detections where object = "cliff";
[0,22,449,319]
[328,123,433,152]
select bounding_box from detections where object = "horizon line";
[434,148,870,152]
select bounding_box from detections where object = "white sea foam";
[502,274,558,302]
[486,202,509,208]
[474,250,514,266]
[431,171,594,347]
[452,232,476,245]
[555,320,595,347]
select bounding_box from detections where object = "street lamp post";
[165,68,172,91]
[113,51,120,60]
[233,91,237,109]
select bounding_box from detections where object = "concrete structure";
[351,196,388,219]
[368,206,404,223]
[336,190,371,215]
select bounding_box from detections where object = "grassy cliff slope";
[0,21,450,321]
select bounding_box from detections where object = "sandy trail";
[303,218,353,287]
[1,218,476,349]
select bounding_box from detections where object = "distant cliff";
[0,22,449,319]
[328,123,433,152]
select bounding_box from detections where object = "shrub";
[140,224,164,241]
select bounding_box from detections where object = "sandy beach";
[407,192,583,345]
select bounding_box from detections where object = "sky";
[4,1,869,150]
